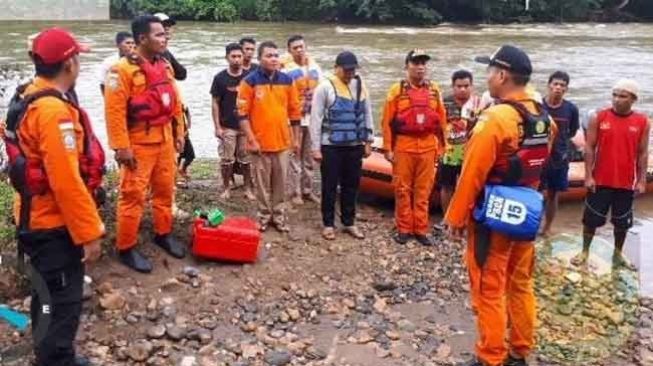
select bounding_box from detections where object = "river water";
[0,20,652,293]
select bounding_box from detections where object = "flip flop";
[344,226,365,239]
[322,227,336,240]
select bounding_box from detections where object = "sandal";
[344,226,365,240]
[322,227,336,240]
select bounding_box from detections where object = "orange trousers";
[393,150,436,235]
[466,222,536,366]
[116,142,176,250]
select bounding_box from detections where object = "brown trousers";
[251,150,290,225]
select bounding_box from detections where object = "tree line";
[110,0,653,24]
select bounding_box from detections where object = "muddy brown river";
[0,20,651,294]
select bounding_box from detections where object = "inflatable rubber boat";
[360,137,653,204]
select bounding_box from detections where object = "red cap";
[32,27,90,64]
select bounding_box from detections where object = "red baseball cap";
[32,27,90,64]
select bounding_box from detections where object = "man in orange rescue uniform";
[4,27,105,366]
[445,45,556,366]
[382,49,446,246]
[105,15,186,273]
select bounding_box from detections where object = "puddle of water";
[554,196,653,298]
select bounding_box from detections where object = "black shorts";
[437,164,462,189]
[582,187,634,230]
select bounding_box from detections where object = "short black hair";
[33,54,64,78]
[115,31,133,45]
[510,72,530,86]
[239,37,256,46]
[548,70,570,86]
[225,43,242,56]
[287,35,304,48]
[258,41,277,59]
[452,69,473,84]
[131,15,162,45]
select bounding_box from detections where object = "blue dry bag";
[473,185,544,241]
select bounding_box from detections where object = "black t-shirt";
[243,63,258,76]
[542,98,580,166]
[210,69,245,129]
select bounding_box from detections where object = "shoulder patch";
[106,71,120,90]
[59,121,76,151]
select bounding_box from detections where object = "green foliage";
[190,0,239,22]
[110,0,653,23]
[0,178,16,250]
[254,0,282,21]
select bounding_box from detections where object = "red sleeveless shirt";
[593,108,647,190]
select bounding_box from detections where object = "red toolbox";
[191,217,261,263]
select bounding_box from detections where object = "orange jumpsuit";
[445,90,556,366]
[382,80,446,235]
[104,55,184,250]
[12,77,104,244]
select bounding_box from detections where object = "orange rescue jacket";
[445,90,558,229]
[9,77,104,245]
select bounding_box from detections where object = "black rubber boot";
[119,248,153,274]
[393,232,411,245]
[504,355,528,366]
[415,234,434,246]
[74,355,94,366]
[154,234,186,259]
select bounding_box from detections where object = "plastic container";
[192,216,260,263]
[207,209,225,226]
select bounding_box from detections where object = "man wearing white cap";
[154,12,187,81]
[577,79,650,268]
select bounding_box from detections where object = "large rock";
[287,308,301,321]
[127,340,153,362]
[305,347,327,360]
[99,291,126,310]
[264,350,292,365]
[397,319,416,332]
[167,325,187,341]
[147,324,166,339]
[241,344,264,359]
[179,356,197,366]
[183,266,200,278]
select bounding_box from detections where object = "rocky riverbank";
[0,160,652,366]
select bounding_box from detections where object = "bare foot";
[290,195,304,206]
[571,251,589,267]
[244,189,256,201]
[344,225,365,240]
[219,189,231,200]
[303,193,320,204]
[612,253,637,271]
